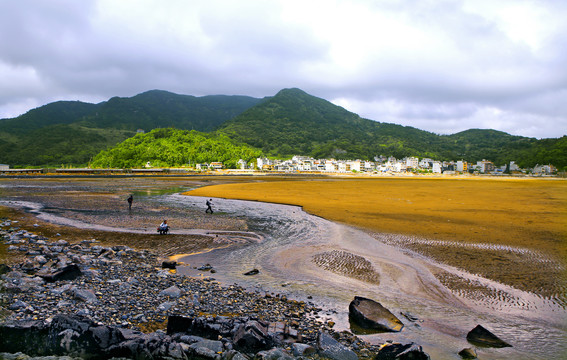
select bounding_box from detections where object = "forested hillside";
[218,88,447,160]
[0,88,565,169]
[90,128,262,169]
[0,90,261,167]
[218,88,567,169]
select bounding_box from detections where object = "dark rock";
[162,260,177,269]
[466,325,511,348]
[39,264,82,282]
[256,347,295,359]
[167,315,195,335]
[167,315,237,340]
[233,320,271,351]
[349,296,404,332]
[198,263,213,271]
[292,342,316,356]
[458,347,477,359]
[243,268,259,276]
[0,263,12,275]
[316,331,358,360]
[374,342,430,360]
[0,319,49,356]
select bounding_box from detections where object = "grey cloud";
[0,0,566,138]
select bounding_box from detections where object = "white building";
[456,160,467,172]
[509,161,520,172]
[432,161,442,173]
[0,164,9,170]
[477,160,495,173]
[405,157,419,169]
[325,160,336,172]
[348,160,361,172]
[419,158,433,168]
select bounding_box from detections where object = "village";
[233,155,558,176]
[0,155,558,176]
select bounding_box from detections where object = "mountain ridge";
[0,88,565,169]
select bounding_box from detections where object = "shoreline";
[1,177,566,359]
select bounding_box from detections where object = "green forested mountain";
[0,90,261,166]
[0,87,565,169]
[218,88,566,169]
[79,90,262,132]
[218,88,447,160]
[90,128,262,169]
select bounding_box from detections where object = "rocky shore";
[0,219,432,359]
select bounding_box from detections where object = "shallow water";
[172,194,567,360]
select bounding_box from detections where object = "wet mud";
[1,177,566,359]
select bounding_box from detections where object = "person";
[205,199,214,214]
[127,195,133,210]
[157,219,169,235]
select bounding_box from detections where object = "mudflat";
[188,176,567,301]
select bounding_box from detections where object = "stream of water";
[168,194,566,360]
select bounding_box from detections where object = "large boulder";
[374,342,430,360]
[466,325,511,348]
[233,320,272,351]
[349,296,404,332]
[38,264,82,282]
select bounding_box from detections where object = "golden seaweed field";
[188,177,567,264]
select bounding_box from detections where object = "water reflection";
[171,194,566,360]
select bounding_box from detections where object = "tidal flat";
[1,175,566,359]
[188,177,567,303]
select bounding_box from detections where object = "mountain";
[0,90,261,166]
[79,90,262,132]
[218,88,446,159]
[218,88,566,169]
[0,87,565,169]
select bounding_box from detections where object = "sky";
[1,0,566,139]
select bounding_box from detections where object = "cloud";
[0,0,566,138]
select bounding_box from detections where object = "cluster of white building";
[245,156,557,175]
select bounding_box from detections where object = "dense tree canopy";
[90,128,262,169]
[1,88,565,170]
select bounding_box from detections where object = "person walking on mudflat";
[205,199,214,214]
[127,194,133,210]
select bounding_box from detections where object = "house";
[348,160,361,172]
[237,159,248,170]
[432,161,442,173]
[405,157,419,169]
[456,160,467,172]
[0,164,9,171]
[419,158,433,168]
[209,162,223,170]
[477,160,495,173]
[325,160,336,172]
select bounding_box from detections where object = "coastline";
[1,176,566,359]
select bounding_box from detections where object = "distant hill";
[90,128,262,169]
[0,88,565,169]
[218,88,446,159]
[0,90,261,166]
[218,88,566,169]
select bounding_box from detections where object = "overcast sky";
[1,0,566,138]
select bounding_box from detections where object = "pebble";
[0,221,377,355]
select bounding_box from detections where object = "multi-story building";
[405,157,419,169]
[456,160,468,172]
